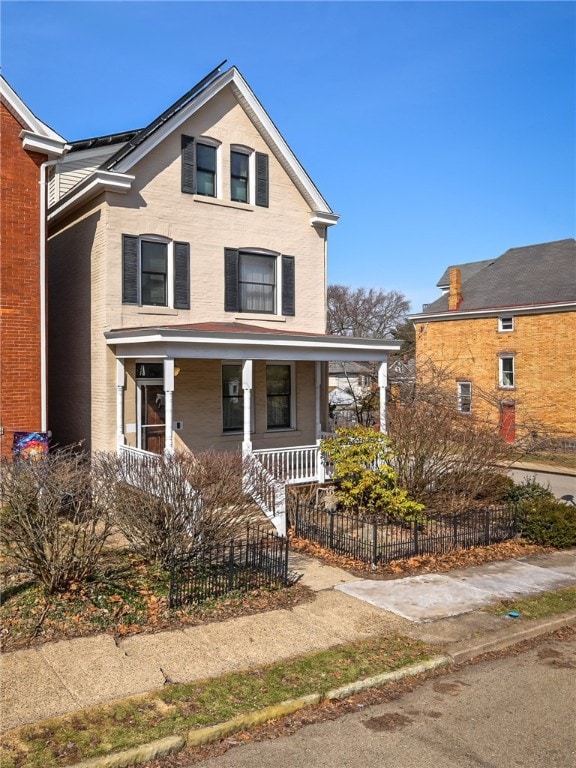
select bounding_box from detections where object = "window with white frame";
[222,364,244,432]
[457,381,472,413]
[231,148,250,203]
[196,142,217,197]
[266,364,293,429]
[499,355,515,388]
[224,248,295,316]
[122,235,190,309]
[498,316,514,332]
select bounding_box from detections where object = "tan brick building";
[46,65,400,532]
[411,239,576,443]
[0,77,67,456]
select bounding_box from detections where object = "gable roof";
[436,258,495,289]
[413,239,576,319]
[0,75,68,156]
[49,63,338,224]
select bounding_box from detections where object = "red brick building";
[0,77,67,456]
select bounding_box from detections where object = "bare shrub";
[388,363,512,513]
[95,450,262,568]
[0,449,112,593]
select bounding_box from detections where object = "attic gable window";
[231,149,249,203]
[196,142,217,197]
[498,316,514,332]
[122,235,190,309]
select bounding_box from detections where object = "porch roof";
[105,322,401,362]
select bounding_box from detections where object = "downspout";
[39,159,59,432]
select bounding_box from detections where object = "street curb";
[448,610,576,665]
[68,735,185,768]
[46,615,576,768]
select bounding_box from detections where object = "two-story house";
[46,64,400,530]
[411,239,576,444]
[0,76,68,457]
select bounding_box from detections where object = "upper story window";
[499,354,515,389]
[498,316,514,332]
[231,149,249,203]
[224,248,295,316]
[239,253,276,313]
[457,381,472,413]
[196,143,217,197]
[181,135,268,206]
[122,234,190,309]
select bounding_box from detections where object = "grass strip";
[487,585,576,620]
[1,633,431,768]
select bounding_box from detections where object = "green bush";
[505,475,555,505]
[520,498,576,548]
[320,426,425,523]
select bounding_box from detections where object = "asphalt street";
[508,468,576,505]
[189,634,576,768]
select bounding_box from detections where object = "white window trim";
[498,316,514,332]
[266,361,295,431]
[238,249,281,316]
[196,136,222,198]
[498,354,515,389]
[230,144,255,204]
[457,381,472,413]
[138,235,173,308]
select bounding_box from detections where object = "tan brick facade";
[415,310,576,440]
[0,101,46,456]
[47,78,331,453]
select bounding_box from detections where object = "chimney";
[448,267,462,310]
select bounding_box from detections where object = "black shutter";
[224,248,239,312]
[122,234,139,304]
[255,152,269,207]
[282,255,295,316]
[174,242,190,309]
[181,135,196,194]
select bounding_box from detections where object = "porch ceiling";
[105,322,401,362]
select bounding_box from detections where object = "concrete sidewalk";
[2,549,576,734]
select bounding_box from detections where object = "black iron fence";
[169,528,291,608]
[290,499,519,565]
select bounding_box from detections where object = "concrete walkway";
[2,549,576,733]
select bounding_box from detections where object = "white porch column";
[116,359,126,450]
[164,358,175,455]
[378,357,388,434]
[315,361,322,441]
[242,359,253,454]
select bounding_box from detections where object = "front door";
[499,402,516,444]
[141,384,165,453]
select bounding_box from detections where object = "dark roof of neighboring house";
[436,258,495,288]
[418,239,576,315]
[69,130,142,152]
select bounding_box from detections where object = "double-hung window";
[457,381,472,413]
[231,149,249,203]
[122,235,190,309]
[224,248,295,316]
[498,316,514,332]
[196,143,217,197]
[239,253,276,313]
[222,364,244,432]
[267,364,292,429]
[499,355,515,388]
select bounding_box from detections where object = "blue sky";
[2,1,574,312]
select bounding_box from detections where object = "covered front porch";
[106,322,400,534]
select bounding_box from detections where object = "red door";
[499,403,516,443]
[141,385,165,453]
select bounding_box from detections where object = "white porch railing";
[117,443,332,538]
[252,444,330,485]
